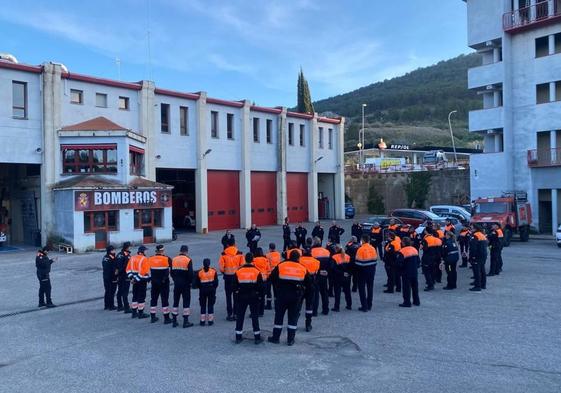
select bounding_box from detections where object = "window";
[161,103,170,133]
[118,96,129,110]
[555,33,561,54]
[84,211,118,233]
[134,209,163,229]
[266,119,273,144]
[328,128,333,149]
[129,147,145,176]
[299,124,305,147]
[556,81,561,101]
[536,36,549,58]
[70,89,83,104]
[211,111,219,138]
[12,81,27,119]
[319,127,324,149]
[62,145,117,174]
[180,106,189,136]
[253,117,260,142]
[288,123,294,145]
[226,113,234,139]
[537,83,550,104]
[95,93,107,108]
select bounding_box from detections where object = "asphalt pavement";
[0,221,560,393]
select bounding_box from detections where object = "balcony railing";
[527,148,561,167]
[503,2,561,32]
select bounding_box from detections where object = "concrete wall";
[249,113,279,172]
[466,0,506,47]
[346,169,470,215]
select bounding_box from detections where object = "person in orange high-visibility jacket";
[134,246,151,319]
[233,253,264,344]
[171,245,194,328]
[444,219,456,235]
[383,233,402,294]
[126,245,148,319]
[355,234,378,312]
[458,227,471,268]
[332,246,352,312]
[192,258,219,326]
[396,237,420,307]
[283,241,303,260]
[268,250,312,346]
[433,225,445,284]
[311,238,332,316]
[252,248,271,317]
[219,238,245,321]
[148,244,173,324]
[421,230,442,291]
[299,248,320,332]
[488,224,504,276]
[469,224,488,292]
[265,243,281,310]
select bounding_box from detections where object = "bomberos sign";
[74,189,172,211]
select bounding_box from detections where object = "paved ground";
[0,221,560,393]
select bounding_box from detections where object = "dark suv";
[390,209,442,228]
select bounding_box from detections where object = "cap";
[122,241,131,249]
[180,245,188,253]
[373,222,380,226]
[155,244,165,252]
[138,245,147,253]
[106,245,115,253]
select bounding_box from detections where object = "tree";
[405,172,432,209]
[367,184,385,214]
[297,69,315,114]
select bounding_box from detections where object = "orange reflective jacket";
[399,246,419,258]
[355,243,378,266]
[445,224,455,232]
[127,254,147,279]
[311,247,330,259]
[385,238,402,253]
[371,227,382,234]
[332,253,351,265]
[496,228,504,238]
[436,229,445,239]
[235,266,261,283]
[278,261,307,281]
[473,231,487,241]
[423,235,443,248]
[219,246,244,275]
[299,256,320,274]
[149,255,171,270]
[253,256,271,280]
[172,255,192,270]
[199,268,217,283]
[266,251,282,269]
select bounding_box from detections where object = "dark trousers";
[333,274,352,310]
[422,263,434,289]
[433,259,442,283]
[235,297,260,334]
[387,263,401,292]
[103,277,117,309]
[328,273,334,296]
[401,275,420,306]
[472,261,486,289]
[315,274,329,314]
[296,238,305,248]
[283,238,291,251]
[384,263,391,286]
[172,284,191,315]
[199,290,216,317]
[135,282,147,310]
[274,297,302,332]
[150,281,170,314]
[248,241,258,254]
[37,275,52,305]
[223,275,236,317]
[258,280,269,316]
[489,248,501,275]
[265,281,272,304]
[305,280,317,319]
[116,278,130,310]
[445,262,457,288]
[459,240,469,266]
[356,264,376,310]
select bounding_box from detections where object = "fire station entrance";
[538,188,561,234]
[156,168,196,231]
[0,163,41,248]
[318,173,335,220]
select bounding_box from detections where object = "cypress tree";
[297,69,315,114]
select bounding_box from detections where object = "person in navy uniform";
[295,223,307,249]
[36,247,57,308]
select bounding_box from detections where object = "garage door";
[287,172,308,223]
[208,170,240,231]
[251,171,277,226]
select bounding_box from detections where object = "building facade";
[464,0,561,234]
[0,58,345,251]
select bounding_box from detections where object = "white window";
[211,111,219,138]
[266,119,273,144]
[95,93,108,108]
[119,96,129,110]
[253,117,260,143]
[70,89,83,104]
[12,81,27,119]
[319,127,324,149]
[288,123,294,145]
[299,124,305,147]
[328,128,333,149]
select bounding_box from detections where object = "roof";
[53,175,173,190]
[61,116,129,132]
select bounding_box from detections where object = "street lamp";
[448,110,458,164]
[361,103,367,171]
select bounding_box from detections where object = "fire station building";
[0,56,345,252]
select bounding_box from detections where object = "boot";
[305,316,312,332]
[183,316,194,328]
[287,329,296,346]
[38,302,46,308]
[138,310,148,319]
[131,309,138,318]
[200,320,206,326]
[164,314,172,325]
[117,306,124,312]
[46,302,56,308]
[124,308,132,314]
[172,315,178,328]
[235,334,243,344]
[208,320,214,326]
[265,300,272,310]
[150,314,159,323]
[268,328,281,344]
[254,334,263,345]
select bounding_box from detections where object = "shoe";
[470,276,474,279]
[183,318,194,328]
[398,303,411,308]
[226,315,235,322]
[137,311,148,319]
[172,315,178,328]
[331,308,339,312]
[38,303,46,308]
[287,339,295,346]
[312,312,318,317]
[164,315,172,325]
[383,284,388,288]
[481,286,486,290]
[469,282,475,286]
[254,335,263,345]
[108,306,117,311]
[367,305,372,311]
[413,302,420,306]
[268,336,280,344]
[396,289,401,293]
[208,321,214,326]
[442,287,453,290]
[46,303,56,308]
[383,289,394,294]
[469,287,481,292]
[321,310,329,316]
[487,273,495,277]
[150,314,159,323]
[305,324,312,332]
[200,321,206,326]
[235,334,243,344]
[124,309,132,314]
[358,307,368,312]
[423,287,434,292]
[346,306,352,310]
[131,309,138,318]
[117,306,124,312]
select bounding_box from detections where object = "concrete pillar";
[493,47,501,63]
[276,108,288,224]
[334,118,346,220]
[493,91,501,107]
[195,92,209,233]
[548,0,555,16]
[551,130,558,164]
[239,100,252,229]
[40,63,63,245]
[550,82,556,102]
[552,189,559,235]
[413,153,418,165]
[495,133,503,153]
[530,0,536,20]
[139,81,156,180]
[308,114,319,223]
[549,34,556,55]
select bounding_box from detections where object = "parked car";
[390,209,442,228]
[345,203,356,219]
[556,225,561,248]
[429,205,471,223]
[361,216,403,234]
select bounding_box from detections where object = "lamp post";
[361,103,367,171]
[448,110,458,164]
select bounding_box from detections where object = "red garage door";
[251,171,277,226]
[208,170,240,231]
[287,172,308,223]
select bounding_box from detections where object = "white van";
[429,205,471,222]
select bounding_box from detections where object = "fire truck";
[471,191,532,247]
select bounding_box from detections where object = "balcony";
[468,61,504,89]
[469,106,504,132]
[504,2,561,33]
[527,148,561,167]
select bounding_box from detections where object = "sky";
[0,0,469,107]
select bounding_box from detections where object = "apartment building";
[464,0,561,234]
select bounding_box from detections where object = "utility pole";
[448,110,458,164]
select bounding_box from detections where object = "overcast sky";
[0,0,469,107]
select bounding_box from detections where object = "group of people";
[36,216,505,346]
